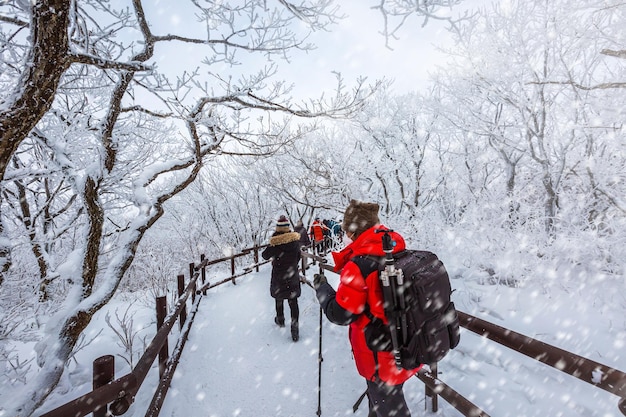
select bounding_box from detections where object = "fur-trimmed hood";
[269,231,301,246]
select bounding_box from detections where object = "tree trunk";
[0,0,71,181]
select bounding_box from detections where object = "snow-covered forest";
[1,1,625,416]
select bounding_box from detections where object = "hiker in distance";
[313,200,420,417]
[262,215,303,342]
[294,220,311,248]
[309,217,328,255]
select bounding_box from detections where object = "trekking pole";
[316,261,326,416]
[317,297,323,416]
[297,275,323,416]
[377,229,406,369]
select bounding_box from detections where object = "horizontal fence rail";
[416,366,490,417]
[458,311,626,414]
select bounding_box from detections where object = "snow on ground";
[32,258,626,417]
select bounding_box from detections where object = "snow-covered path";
[129,263,626,417]
[148,266,433,417]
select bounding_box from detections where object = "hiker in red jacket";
[314,200,420,417]
[309,218,327,255]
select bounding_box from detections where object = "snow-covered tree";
[422,0,626,280]
[0,1,375,415]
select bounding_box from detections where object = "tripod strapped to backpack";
[377,228,408,369]
[366,228,461,370]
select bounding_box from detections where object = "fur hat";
[275,215,291,233]
[342,199,380,236]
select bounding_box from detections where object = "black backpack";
[353,248,461,368]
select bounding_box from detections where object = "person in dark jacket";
[313,200,420,417]
[294,220,311,248]
[262,215,303,342]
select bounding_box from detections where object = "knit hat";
[275,215,291,233]
[342,199,380,236]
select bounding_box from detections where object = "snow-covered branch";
[68,52,152,72]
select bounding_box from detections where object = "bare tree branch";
[601,48,626,59]
[0,14,28,27]
[68,52,152,72]
[529,80,626,90]
[370,0,464,48]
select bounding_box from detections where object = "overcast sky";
[144,1,492,106]
[277,0,456,98]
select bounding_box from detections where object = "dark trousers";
[366,379,411,417]
[275,298,299,323]
[313,239,324,256]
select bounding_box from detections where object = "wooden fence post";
[177,275,187,329]
[424,362,439,412]
[254,246,260,272]
[231,256,236,285]
[93,355,114,417]
[189,263,196,303]
[200,254,207,294]
[156,296,168,379]
[301,256,307,279]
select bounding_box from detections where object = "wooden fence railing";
[38,244,269,417]
[37,245,626,417]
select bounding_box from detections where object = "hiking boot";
[274,316,285,327]
[291,321,299,342]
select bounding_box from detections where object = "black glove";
[314,274,335,310]
[313,273,327,290]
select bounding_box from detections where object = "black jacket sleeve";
[315,282,359,325]
[261,246,273,260]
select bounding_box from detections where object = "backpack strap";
[350,255,384,322]
[351,254,385,376]
[351,255,384,277]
